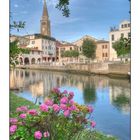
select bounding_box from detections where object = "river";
[10,69,130,140]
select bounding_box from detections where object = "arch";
[37,58,41,64]
[31,58,36,64]
[24,57,30,65]
[19,57,23,65]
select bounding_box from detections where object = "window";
[111,34,114,41]
[46,46,47,49]
[102,45,104,49]
[121,24,124,28]
[128,23,130,27]
[106,53,108,57]
[102,53,104,57]
[32,41,35,44]
[124,24,127,28]
[121,33,124,38]
[105,45,107,49]
[70,47,72,50]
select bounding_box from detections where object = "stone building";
[109,20,131,61]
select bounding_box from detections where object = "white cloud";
[14,4,19,8]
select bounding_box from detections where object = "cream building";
[73,35,110,62]
[56,41,78,63]
[109,20,130,61]
[96,40,110,62]
[10,0,57,65]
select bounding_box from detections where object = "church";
[10,0,58,65]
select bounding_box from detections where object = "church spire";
[40,0,51,36]
[42,0,48,19]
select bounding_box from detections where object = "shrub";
[10,88,96,140]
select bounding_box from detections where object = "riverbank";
[10,92,117,140]
[16,62,130,79]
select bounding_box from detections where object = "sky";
[10,0,130,42]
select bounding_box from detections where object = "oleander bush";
[10,88,96,140]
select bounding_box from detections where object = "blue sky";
[10,0,130,42]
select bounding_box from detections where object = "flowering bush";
[10,88,96,140]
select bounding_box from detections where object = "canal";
[10,69,130,140]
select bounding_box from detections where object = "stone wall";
[108,63,130,74]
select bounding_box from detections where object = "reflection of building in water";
[10,69,130,111]
[109,79,130,113]
[29,81,44,97]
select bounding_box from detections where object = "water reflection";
[10,69,130,140]
[83,82,96,104]
[10,69,130,113]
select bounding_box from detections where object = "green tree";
[82,39,96,60]
[62,50,79,58]
[10,40,29,67]
[112,37,131,57]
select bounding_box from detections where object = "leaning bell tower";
[40,0,51,36]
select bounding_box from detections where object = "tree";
[82,39,96,60]
[10,40,29,67]
[62,50,79,58]
[112,37,131,57]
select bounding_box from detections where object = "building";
[10,0,57,65]
[56,41,79,63]
[109,20,130,61]
[96,40,110,62]
[40,0,51,36]
[73,35,110,62]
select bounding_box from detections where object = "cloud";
[14,4,19,8]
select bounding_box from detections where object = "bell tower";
[40,0,51,36]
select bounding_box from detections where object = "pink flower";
[10,125,17,135]
[53,104,60,113]
[28,109,38,116]
[53,87,60,93]
[40,104,48,112]
[87,106,93,113]
[60,104,67,111]
[68,105,77,111]
[10,118,18,124]
[19,114,26,119]
[16,106,28,112]
[69,92,74,99]
[69,100,74,105]
[60,97,68,104]
[34,131,42,139]
[45,99,53,106]
[91,121,96,128]
[64,110,70,117]
[63,90,68,94]
[43,131,50,138]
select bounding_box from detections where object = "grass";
[10,92,38,113]
[71,129,117,140]
[10,92,117,140]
